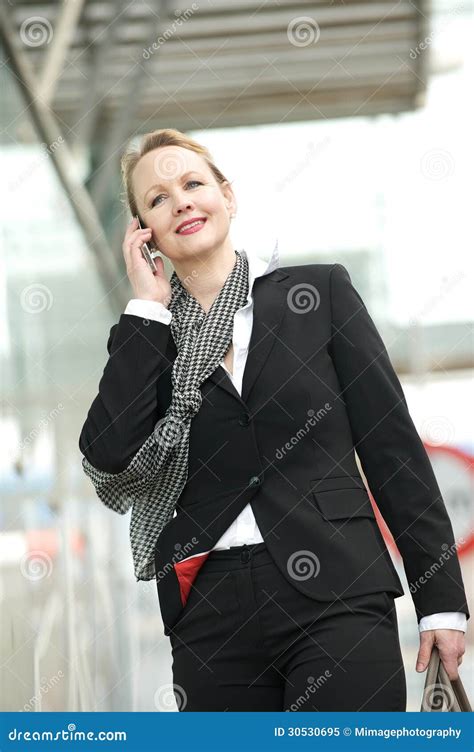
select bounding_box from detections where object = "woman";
[80,128,469,712]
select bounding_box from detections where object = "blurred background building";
[1,0,472,712]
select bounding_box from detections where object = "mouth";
[175,218,207,235]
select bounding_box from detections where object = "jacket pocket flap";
[309,475,365,492]
[311,487,375,520]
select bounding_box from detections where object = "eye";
[150,180,202,207]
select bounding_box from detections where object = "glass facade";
[1,2,472,710]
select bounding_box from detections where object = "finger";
[129,238,152,271]
[152,254,165,276]
[124,215,138,242]
[123,229,152,266]
[129,228,152,246]
[439,652,459,681]
[125,216,152,235]
[123,218,151,249]
[132,229,153,249]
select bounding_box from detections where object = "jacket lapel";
[207,268,290,404]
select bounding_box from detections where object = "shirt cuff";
[419,612,467,633]
[124,299,172,325]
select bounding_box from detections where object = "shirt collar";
[238,240,280,301]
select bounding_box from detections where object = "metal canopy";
[7,0,428,135]
[1,0,429,316]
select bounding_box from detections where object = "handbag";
[420,645,472,711]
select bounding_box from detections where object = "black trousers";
[169,542,407,712]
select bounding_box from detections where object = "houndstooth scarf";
[81,249,250,581]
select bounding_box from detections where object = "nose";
[173,194,195,215]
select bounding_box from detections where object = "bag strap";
[421,645,472,712]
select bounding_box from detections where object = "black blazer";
[79,263,470,635]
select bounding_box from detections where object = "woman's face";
[132,145,236,263]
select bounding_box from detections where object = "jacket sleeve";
[79,313,172,473]
[328,263,469,624]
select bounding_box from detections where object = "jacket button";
[238,413,250,426]
[248,475,261,487]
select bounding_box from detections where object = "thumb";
[152,254,165,277]
[416,631,435,672]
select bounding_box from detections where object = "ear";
[221,179,237,216]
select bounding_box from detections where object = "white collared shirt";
[123,246,466,634]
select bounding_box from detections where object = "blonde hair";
[120,128,231,223]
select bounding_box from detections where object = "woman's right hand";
[122,216,172,306]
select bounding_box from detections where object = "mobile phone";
[135,215,160,272]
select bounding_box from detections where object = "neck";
[173,244,238,313]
